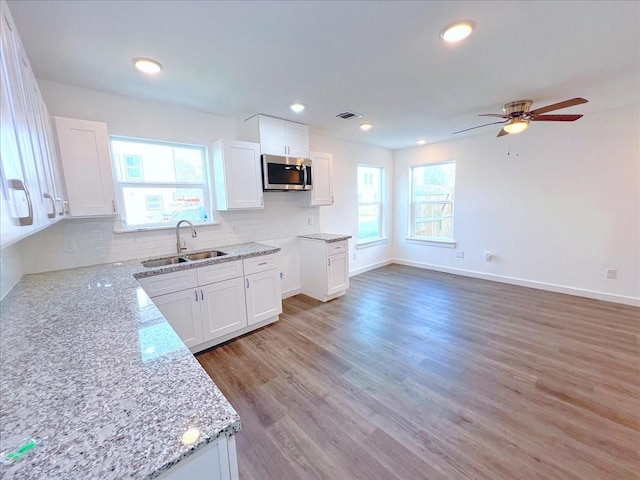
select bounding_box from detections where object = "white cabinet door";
[327,252,349,295]
[53,116,117,217]
[257,115,287,156]
[200,277,248,342]
[212,139,263,210]
[285,122,309,158]
[157,435,238,480]
[151,288,203,348]
[245,269,282,325]
[309,151,333,206]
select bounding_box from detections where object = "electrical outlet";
[605,268,617,279]
[456,251,464,258]
[352,252,357,260]
[307,216,313,226]
[63,238,76,253]
[484,252,492,262]
[279,271,284,280]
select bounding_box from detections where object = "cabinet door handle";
[260,196,263,207]
[43,193,56,219]
[200,289,204,301]
[328,258,331,267]
[258,261,267,266]
[8,179,33,226]
[56,197,64,216]
[246,278,249,289]
[331,195,334,204]
[195,290,198,302]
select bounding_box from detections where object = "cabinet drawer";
[327,241,347,256]
[137,268,198,297]
[243,253,278,275]
[197,260,243,285]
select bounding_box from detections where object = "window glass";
[357,165,384,242]
[111,138,210,228]
[410,161,455,240]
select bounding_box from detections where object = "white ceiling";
[7,0,640,150]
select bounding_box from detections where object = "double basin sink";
[142,250,226,268]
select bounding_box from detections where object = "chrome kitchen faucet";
[176,220,197,253]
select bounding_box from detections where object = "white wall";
[311,134,394,274]
[393,105,640,305]
[0,244,23,301]
[11,81,391,295]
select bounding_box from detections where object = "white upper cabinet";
[243,114,309,158]
[53,116,117,217]
[0,0,64,247]
[211,139,263,210]
[309,151,333,206]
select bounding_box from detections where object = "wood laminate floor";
[197,264,640,480]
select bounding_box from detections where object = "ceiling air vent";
[336,111,363,120]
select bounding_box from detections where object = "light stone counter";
[0,242,278,479]
[298,233,352,243]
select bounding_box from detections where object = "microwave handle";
[302,164,308,190]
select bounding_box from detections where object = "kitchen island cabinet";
[299,233,352,302]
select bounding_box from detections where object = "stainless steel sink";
[142,256,189,268]
[185,250,226,261]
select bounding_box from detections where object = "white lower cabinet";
[245,269,282,325]
[151,288,203,348]
[157,434,238,480]
[200,277,247,341]
[300,239,350,302]
[138,255,282,353]
[327,251,349,295]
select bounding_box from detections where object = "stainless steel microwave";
[261,154,313,191]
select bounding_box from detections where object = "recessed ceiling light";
[416,139,427,145]
[360,123,373,131]
[440,20,475,42]
[290,103,305,113]
[133,57,162,74]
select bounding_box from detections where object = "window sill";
[356,238,388,249]
[405,237,457,248]
[114,221,219,234]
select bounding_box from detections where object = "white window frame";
[408,160,456,245]
[110,136,213,230]
[357,164,385,246]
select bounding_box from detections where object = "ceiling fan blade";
[497,129,509,137]
[452,120,506,135]
[478,113,510,118]
[529,97,588,115]
[531,114,583,121]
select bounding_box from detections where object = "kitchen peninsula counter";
[0,242,278,479]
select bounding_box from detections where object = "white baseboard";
[393,259,640,307]
[282,287,301,299]
[349,259,393,277]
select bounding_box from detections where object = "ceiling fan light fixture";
[503,118,529,134]
[133,57,162,74]
[440,20,475,42]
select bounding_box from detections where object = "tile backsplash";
[18,192,319,274]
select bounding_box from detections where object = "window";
[124,155,143,180]
[410,161,455,241]
[145,195,163,211]
[111,137,211,228]
[357,165,384,242]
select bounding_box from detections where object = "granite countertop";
[0,242,278,479]
[298,233,352,243]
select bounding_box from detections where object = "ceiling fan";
[453,97,588,137]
